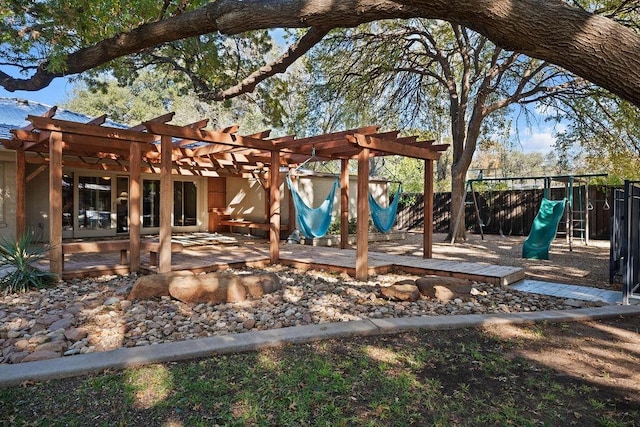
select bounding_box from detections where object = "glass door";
[75,175,115,237]
[116,177,129,234]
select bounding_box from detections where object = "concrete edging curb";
[1,304,639,388]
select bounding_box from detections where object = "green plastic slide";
[522,198,566,260]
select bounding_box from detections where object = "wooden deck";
[47,235,524,285]
[278,245,524,286]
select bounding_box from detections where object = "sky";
[519,125,559,153]
[0,76,73,106]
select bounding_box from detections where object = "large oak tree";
[1,0,640,107]
[300,20,583,239]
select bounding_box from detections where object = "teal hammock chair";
[286,175,339,239]
[369,184,402,233]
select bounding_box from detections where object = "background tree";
[63,71,273,132]
[548,88,640,182]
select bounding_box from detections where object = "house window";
[143,180,160,227]
[62,173,74,230]
[78,176,112,230]
[142,179,198,227]
[174,181,197,226]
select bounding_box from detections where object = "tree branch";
[0,0,639,108]
[207,27,329,101]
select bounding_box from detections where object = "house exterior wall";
[0,149,17,241]
[25,163,50,239]
[18,166,211,242]
[226,174,291,225]
[0,149,392,243]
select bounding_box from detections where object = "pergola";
[3,108,448,280]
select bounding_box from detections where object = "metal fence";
[610,181,640,304]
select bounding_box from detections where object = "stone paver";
[511,279,625,304]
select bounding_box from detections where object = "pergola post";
[48,131,63,276]
[129,142,141,272]
[356,148,370,280]
[340,159,349,249]
[423,159,434,258]
[269,150,280,263]
[16,149,26,238]
[159,134,172,273]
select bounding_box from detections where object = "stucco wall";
[0,150,17,241]
[226,174,291,224]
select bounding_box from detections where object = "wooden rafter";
[272,126,379,149]
[128,112,175,131]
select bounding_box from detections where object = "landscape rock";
[416,276,473,302]
[0,268,602,365]
[35,340,68,353]
[64,327,88,342]
[6,351,30,364]
[381,283,421,302]
[22,350,61,362]
[48,317,74,332]
[241,273,281,297]
[168,272,246,304]
[104,297,120,306]
[128,271,194,300]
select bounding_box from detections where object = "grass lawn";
[1,316,639,426]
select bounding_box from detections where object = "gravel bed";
[0,265,603,364]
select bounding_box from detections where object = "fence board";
[397,186,614,239]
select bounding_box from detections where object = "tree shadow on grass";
[1,315,639,426]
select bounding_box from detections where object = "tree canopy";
[1,0,640,108]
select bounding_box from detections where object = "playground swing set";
[454,173,608,259]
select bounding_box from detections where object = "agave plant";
[0,230,58,294]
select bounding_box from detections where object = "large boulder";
[127,271,194,300]
[168,272,246,304]
[129,271,282,304]
[415,276,472,302]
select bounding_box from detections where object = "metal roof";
[0,97,124,140]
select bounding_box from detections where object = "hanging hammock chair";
[369,184,402,233]
[286,175,339,239]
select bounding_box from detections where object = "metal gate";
[620,181,640,304]
[610,188,625,284]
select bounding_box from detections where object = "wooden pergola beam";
[356,148,370,280]
[353,134,446,160]
[28,116,157,143]
[49,131,63,276]
[273,126,379,149]
[86,114,107,125]
[128,112,176,131]
[145,122,275,151]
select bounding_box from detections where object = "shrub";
[327,218,361,234]
[0,230,58,294]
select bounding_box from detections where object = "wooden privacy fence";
[397,186,614,239]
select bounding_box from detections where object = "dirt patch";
[488,316,640,400]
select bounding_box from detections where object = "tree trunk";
[448,162,468,241]
[2,0,640,108]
